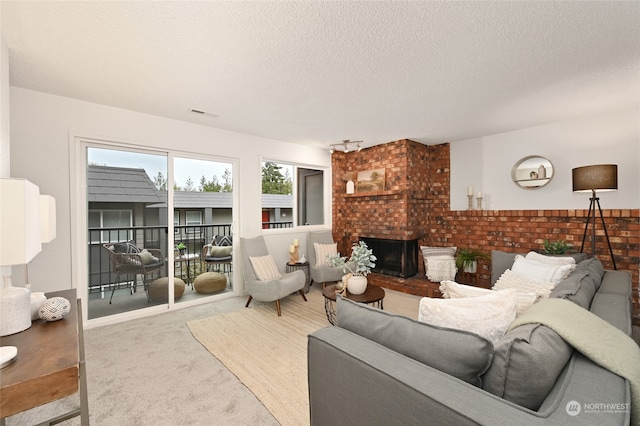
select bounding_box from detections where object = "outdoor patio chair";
[102,242,164,303]
[239,235,307,316]
[202,235,233,276]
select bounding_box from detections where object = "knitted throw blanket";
[510,298,640,424]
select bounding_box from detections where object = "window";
[173,210,180,233]
[186,210,203,233]
[88,210,132,243]
[261,161,325,228]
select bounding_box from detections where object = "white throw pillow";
[493,268,558,299]
[525,251,576,265]
[249,255,282,281]
[511,255,575,284]
[314,243,338,267]
[420,246,457,276]
[139,249,159,265]
[425,255,457,281]
[418,289,518,344]
[440,280,540,316]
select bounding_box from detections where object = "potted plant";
[455,248,489,274]
[327,241,376,295]
[176,242,186,255]
[542,239,573,255]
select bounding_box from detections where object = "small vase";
[347,275,368,295]
[463,261,478,274]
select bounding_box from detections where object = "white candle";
[293,238,299,246]
[289,245,295,253]
[477,192,483,198]
[467,186,473,196]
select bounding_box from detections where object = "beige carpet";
[187,285,420,425]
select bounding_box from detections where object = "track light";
[329,140,364,154]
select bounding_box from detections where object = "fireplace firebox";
[360,237,418,278]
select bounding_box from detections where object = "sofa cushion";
[511,255,575,284]
[418,289,517,344]
[482,323,573,410]
[549,258,604,309]
[574,257,604,292]
[336,296,493,387]
[493,269,556,299]
[249,254,282,281]
[440,280,540,316]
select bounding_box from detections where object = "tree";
[184,177,195,191]
[153,172,167,190]
[222,168,232,192]
[262,162,292,194]
[200,175,222,192]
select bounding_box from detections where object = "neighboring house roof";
[88,165,293,208]
[88,165,164,204]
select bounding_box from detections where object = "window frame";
[260,159,331,233]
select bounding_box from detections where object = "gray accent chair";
[308,231,354,288]
[239,235,307,316]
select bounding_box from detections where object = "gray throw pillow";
[482,323,573,410]
[336,296,493,387]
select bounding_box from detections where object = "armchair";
[102,242,164,303]
[239,236,307,316]
[308,231,354,288]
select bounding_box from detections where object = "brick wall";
[332,139,640,323]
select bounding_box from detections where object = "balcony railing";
[88,224,232,293]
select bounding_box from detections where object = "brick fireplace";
[331,139,640,323]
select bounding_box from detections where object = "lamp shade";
[572,164,618,193]
[0,178,42,266]
[40,194,57,243]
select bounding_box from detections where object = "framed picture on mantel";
[356,168,385,193]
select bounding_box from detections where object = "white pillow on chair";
[314,243,338,267]
[249,255,282,281]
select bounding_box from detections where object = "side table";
[0,289,89,425]
[286,261,311,293]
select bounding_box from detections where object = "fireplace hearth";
[361,237,418,278]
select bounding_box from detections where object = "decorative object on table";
[298,253,306,264]
[38,297,71,322]
[542,239,573,255]
[455,248,490,274]
[289,238,300,264]
[0,345,18,369]
[529,171,538,179]
[327,240,376,295]
[30,291,47,320]
[572,164,618,269]
[476,192,483,210]
[356,168,385,193]
[0,275,30,336]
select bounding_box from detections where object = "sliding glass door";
[86,146,235,320]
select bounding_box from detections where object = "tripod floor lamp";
[572,164,618,270]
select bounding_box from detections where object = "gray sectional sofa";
[307,252,633,425]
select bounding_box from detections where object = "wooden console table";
[0,289,89,425]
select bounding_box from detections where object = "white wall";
[9,87,331,294]
[1,35,9,176]
[450,108,640,211]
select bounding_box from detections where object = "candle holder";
[289,244,299,264]
[476,195,483,210]
[467,195,474,210]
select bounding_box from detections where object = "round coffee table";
[322,283,385,325]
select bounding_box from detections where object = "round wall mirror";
[512,156,554,189]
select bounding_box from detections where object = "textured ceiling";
[2,1,639,149]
